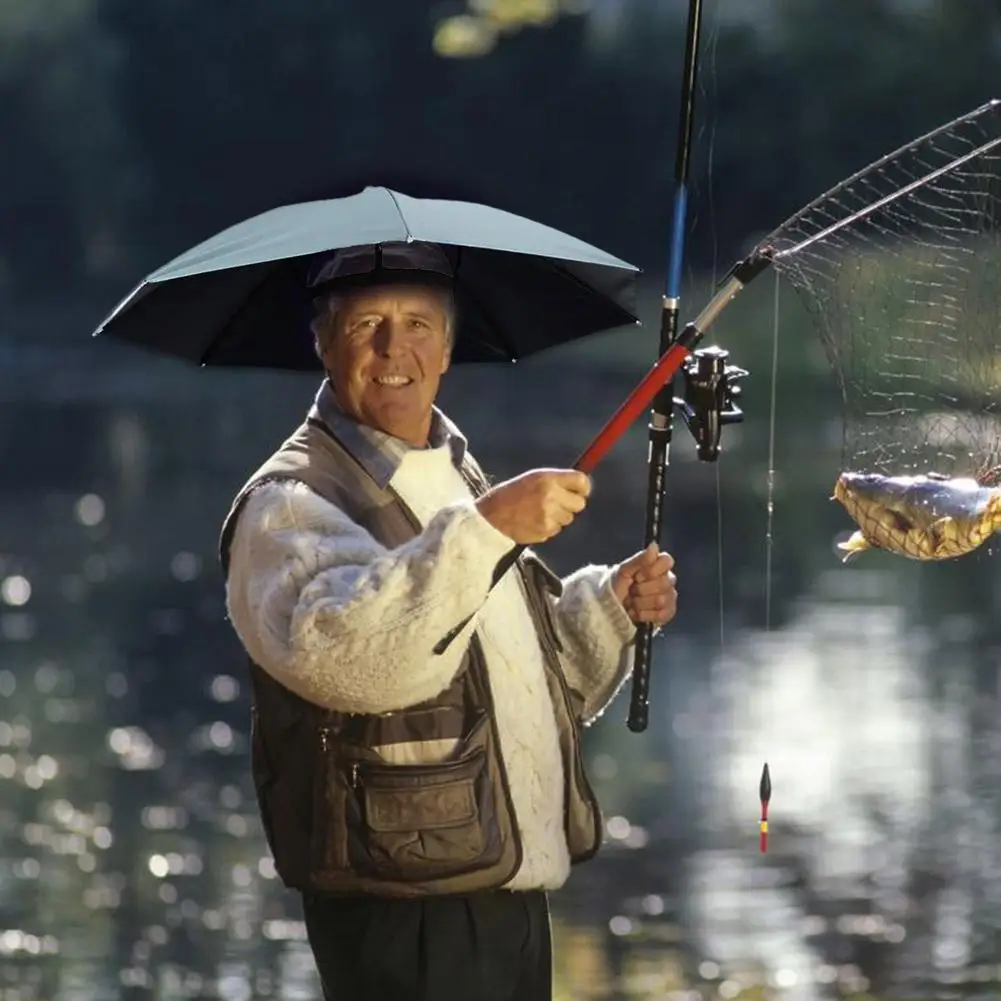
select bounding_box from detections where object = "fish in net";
[703,100,1001,562]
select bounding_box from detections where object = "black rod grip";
[626,427,670,731]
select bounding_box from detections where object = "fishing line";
[693,0,726,674]
[764,270,781,633]
[700,0,735,847]
[703,2,725,670]
[715,461,726,661]
[756,244,782,859]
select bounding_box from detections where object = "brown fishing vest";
[218,416,603,897]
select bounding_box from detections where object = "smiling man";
[219,240,678,1001]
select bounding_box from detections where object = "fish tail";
[837,530,871,563]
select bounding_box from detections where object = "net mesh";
[763,100,1001,480]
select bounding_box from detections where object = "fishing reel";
[674,345,748,461]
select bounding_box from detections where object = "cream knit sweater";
[225,442,636,891]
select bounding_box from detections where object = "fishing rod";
[628,0,712,731]
[624,0,769,851]
[625,0,704,733]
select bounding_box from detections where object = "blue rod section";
[665,184,689,300]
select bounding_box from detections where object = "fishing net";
[760,99,1001,480]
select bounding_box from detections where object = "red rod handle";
[573,341,694,474]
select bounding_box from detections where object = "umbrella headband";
[306,241,456,295]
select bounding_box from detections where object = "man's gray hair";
[311,286,457,359]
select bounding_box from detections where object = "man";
[219,240,677,1001]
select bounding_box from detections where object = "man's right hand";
[475,468,592,544]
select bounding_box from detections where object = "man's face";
[321,284,452,447]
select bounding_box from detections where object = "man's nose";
[372,319,406,355]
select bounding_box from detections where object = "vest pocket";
[341,714,504,881]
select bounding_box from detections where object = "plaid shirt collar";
[310,379,468,490]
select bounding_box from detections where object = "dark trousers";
[301,888,552,1001]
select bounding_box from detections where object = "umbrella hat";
[93,186,642,369]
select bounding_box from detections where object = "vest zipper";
[350,748,485,786]
[321,724,360,789]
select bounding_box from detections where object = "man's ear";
[440,346,452,375]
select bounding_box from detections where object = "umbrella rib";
[384,189,413,242]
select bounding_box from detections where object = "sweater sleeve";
[551,564,637,725]
[224,479,516,715]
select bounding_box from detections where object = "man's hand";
[611,544,677,627]
[475,468,592,545]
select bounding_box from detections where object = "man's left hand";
[611,544,677,627]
